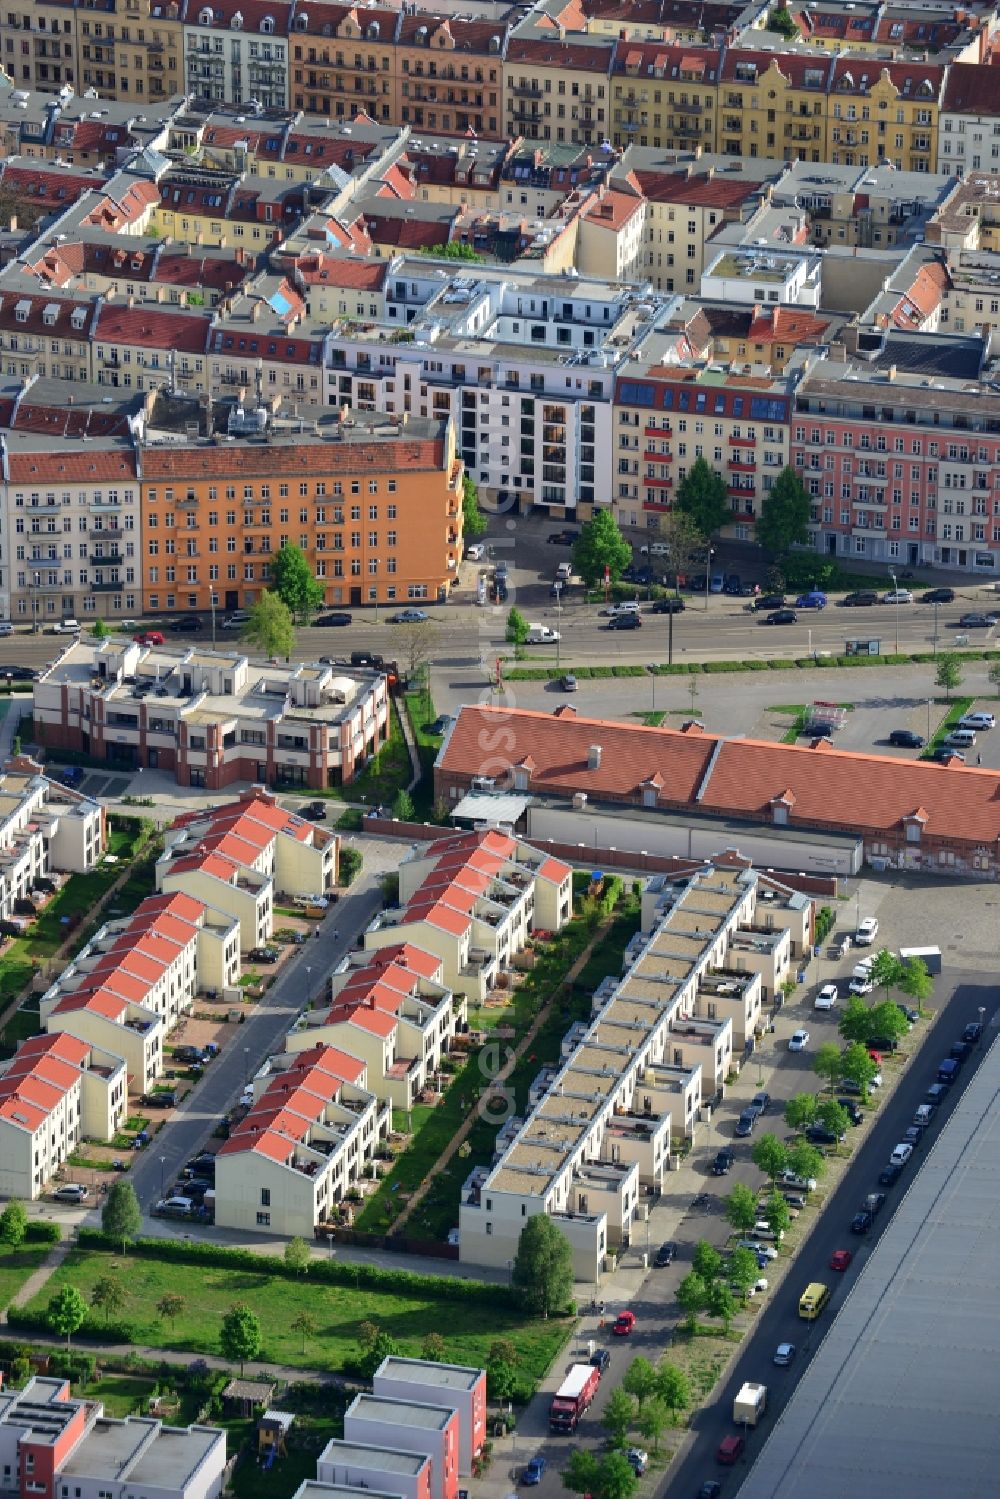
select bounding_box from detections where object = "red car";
[612,1310,636,1337]
[134,630,165,646]
[868,1048,883,1065]
[830,1248,853,1272]
[716,1435,745,1465]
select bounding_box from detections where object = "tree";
[392,788,415,821]
[756,466,811,559]
[784,1093,818,1132]
[725,1182,758,1235]
[421,1331,446,1362]
[506,605,528,645]
[91,1274,127,1327]
[751,1132,788,1183]
[102,1180,141,1255]
[511,1215,573,1317]
[638,1396,669,1453]
[572,510,631,586]
[48,1285,87,1347]
[935,653,963,699]
[0,1200,28,1250]
[291,1311,317,1355]
[813,1041,843,1089]
[899,956,933,1010]
[869,948,904,1002]
[219,1302,262,1376]
[841,1041,879,1097]
[156,1292,186,1329]
[675,1271,707,1333]
[487,1338,518,1368]
[284,1236,311,1275]
[656,508,705,593]
[727,1246,760,1302]
[989,658,1000,698]
[397,619,440,685]
[762,1192,791,1239]
[815,1099,850,1137]
[705,1278,737,1335]
[602,1387,635,1448]
[486,1355,517,1402]
[692,1239,723,1285]
[655,1362,690,1423]
[867,1001,909,1045]
[563,1450,600,1497]
[622,1356,658,1413]
[244,591,295,660]
[461,474,487,538]
[598,1451,639,1499]
[769,6,799,38]
[91,618,111,640]
[357,1329,400,1381]
[675,457,728,541]
[839,995,874,1046]
[787,1141,824,1183]
[268,542,324,622]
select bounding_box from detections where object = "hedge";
[76,1230,522,1305]
[6,1306,137,1343]
[24,1221,60,1245]
[507,648,1000,683]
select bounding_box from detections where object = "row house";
[781,0,992,62]
[183,0,293,110]
[0,433,141,626]
[150,165,304,252]
[286,941,458,1109]
[613,353,793,534]
[25,234,252,310]
[344,1396,459,1499]
[215,1041,390,1236]
[503,37,616,148]
[373,1359,486,1479]
[93,301,213,396]
[610,41,721,154]
[459,862,797,1275]
[137,409,462,615]
[0,158,109,230]
[34,634,389,791]
[0,291,95,388]
[0,761,103,921]
[0,1032,126,1199]
[207,274,325,403]
[315,1443,433,1499]
[0,0,185,102]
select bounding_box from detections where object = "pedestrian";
[977,753,982,765]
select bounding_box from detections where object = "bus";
[798,1282,831,1320]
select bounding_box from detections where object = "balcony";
[644,449,671,463]
[728,456,756,472]
[89,528,122,541]
[510,82,542,97]
[728,433,756,447]
[90,551,123,566]
[26,500,61,516]
[91,579,123,592]
[91,497,122,510]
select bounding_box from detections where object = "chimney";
[588,744,602,770]
[887,363,896,381]
[251,302,260,322]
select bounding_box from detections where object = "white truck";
[526,624,561,644]
[733,1382,767,1427]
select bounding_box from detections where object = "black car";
[315,612,353,627]
[763,608,797,625]
[351,650,384,669]
[722,575,742,595]
[950,1040,973,1066]
[185,1154,216,1179]
[712,1148,734,1176]
[303,802,328,822]
[850,1210,873,1234]
[889,729,925,748]
[751,1090,771,1115]
[896,1003,919,1024]
[590,1348,611,1374]
[622,565,653,585]
[838,1078,863,1095]
[654,1241,677,1267]
[735,1110,756,1138]
[925,1082,949,1106]
[169,616,201,633]
[841,590,879,607]
[0,665,35,681]
[806,1123,843,1146]
[868,1034,899,1053]
[958,612,999,628]
[651,597,685,614]
[608,613,642,630]
[836,1098,864,1125]
[879,1162,903,1187]
[757,593,786,610]
[248,946,279,963]
[548,529,580,546]
[928,744,965,763]
[963,1021,983,1043]
[901,1125,924,1149]
[803,721,833,738]
[920,588,955,604]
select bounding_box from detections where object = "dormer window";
[198,4,212,22]
[231,10,243,29]
[261,13,274,31]
[295,10,308,28]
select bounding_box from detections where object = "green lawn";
[78,1372,158,1418]
[25,1247,568,1382]
[0,1245,50,1310]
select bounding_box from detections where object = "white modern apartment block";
[316,1442,433,1499]
[460,864,804,1278]
[214,1042,390,1237]
[700,247,823,308]
[0,432,142,626]
[0,1033,127,1199]
[0,761,104,922]
[322,257,674,515]
[373,1359,487,1478]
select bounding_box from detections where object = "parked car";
[650,597,685,614]
[522,1458,546,1487]
[168,616,201,633]
[50,618,81,635]
[302,801,328,821]
[879,1162,903,1187]
[429,715,455,735]
[590,1348,611,1374]
[716,1436,745,1466]
[883,588,913,604]
[248,946,280,964]
[963,1021,983,1043]
[604,601,641,618]
[52,1183,89,1203]
[841,590,879,607]
[559,674,578,692]
[958,612,998,628]
[958,711,996,731]
[889,1142,914,1167]
[750,1090,771,1115]
[736,1239,778,1261]
[850,1210,873,1235]
[837,1098,864,1125]
[547,529,579,546]
[855,916,879,944]
[608,613,642,630]
[889,729,925,748]
[806,1123,843,1146]
[315,612,353,627]
[465,543,486,561]
[612,1310,636,1336]
[925,1082,949,1106]
[735,1109,757,1137]
[134,630,164,646]
[763,608,797,625]
[928,745,965,762]
[627,1450,649,1476]
[712,1148,734,1175]
[795,591,827,609]
[758,593,785,610]
[920,588,955,604]
[814,982,839,1011]
[154,1197,194,1219]
[391,609,429,624]
[849,973,875,996]
[901,1125,925,1150]
[640,540,670,557]
[788,1029,810,1051]
[653,1241,677,1267]
[896,1003,919,1024]
[778,1169,817,1192]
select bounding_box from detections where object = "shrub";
[24,1221,60,1244]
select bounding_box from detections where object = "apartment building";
[0,291,95,392]
[613,345,793,532]
[938,63,1000,175]
[0,762,104,921]
[183,0,292,110]
[610,41,721,153]
[458,864,800,1276]
[394,16,507,139]
[0,1032,127,1199]
[364,828,571,1002]
[316,1442,433,1499]
[938,250,1000,340]
[373,1359,486,1477]
[928,171,1000,257]
[827,58,942,173]
[503,36,616,147]
[138,408,463,614]
[286,942,457,1108]
[287,3,400,124]
[93,302,213,397]
[771,158,956,249]
[782,0,994,62]
[215,1041,389,1236]
[0,0,184,101]
[344,1396,460,1499]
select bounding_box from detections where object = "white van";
[526,624,560,644]
[944,728,977,748]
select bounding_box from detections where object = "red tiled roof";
[506,37,615,72]
[366,942,442,979]
[0,163,102,209]
[292,253,389,291]
[188,0,293,32]
[828,58,943,98]
[6,449,136,484]
[396,14,506,50]
[536,855,571,884]
[17,1033,89,1066]
[581,189,644,232]
[94,305,211,354]
[628,170,761,210]
[143,437,445,479]
[745,306,832,344]
[329,1004,397,1037]
[941,62,1000,116]
[441,705,1000,846]
[0,294,94,341]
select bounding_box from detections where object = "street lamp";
[243,1046,250,1086]
[704,547,714,611]
[978,1006,986,1045]
[305,964,312,1006]
[646,663,657,714]
[555,584,562,671]
[31,571,40,634]
[159,1155,166,1199]
[889,568,900,655]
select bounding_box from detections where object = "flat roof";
[377,1357,482,1392]
[737,1026,1000,1499]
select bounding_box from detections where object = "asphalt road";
[666,971,996,1499]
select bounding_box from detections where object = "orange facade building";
[138,412,462,617]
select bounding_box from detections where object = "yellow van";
[798,1282,831,1320]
